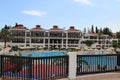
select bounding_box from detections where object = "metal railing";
[0,55,69,80]
[77,54,120,75]
[1,53,120,79]
[0,55,1,77]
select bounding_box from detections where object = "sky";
[0,0,120,32]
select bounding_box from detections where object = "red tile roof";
[68,26,78,31]
[51,25,62,30]
[31,25,43,30]
[13,24,27,30]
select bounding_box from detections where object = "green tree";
[102,27,113,37]
[95,26,99,33]
[98,32,103,45]
[116,31,120,40]
[91,25,94,33]
[112,40,118,48]
[100,28,103,33]
[83,40,94,46]
[118,40,120,48]
[15,23,18,27]
[116,31,120,48]
[0,25,12,48]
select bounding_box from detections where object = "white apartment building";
[10,24,113,49]
[10,24,82,49]
[82,33,112,48]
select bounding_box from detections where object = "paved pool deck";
[1,72,120,80]
[76,72,120,80]
[58,72,120,80]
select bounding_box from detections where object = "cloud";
[74,0,94,6]
[22,10,46,17]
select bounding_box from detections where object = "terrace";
[0,52,120,80]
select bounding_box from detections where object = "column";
[43,38,45,47]
[68,52,77,79]
[78,39,81,48]
[61,39,63,48]
[24,31,27,47]
[43,32,45,47]
[66,32,68,49]
[48,32,50,49]
[29,38,31,46]
[48,39,50,49]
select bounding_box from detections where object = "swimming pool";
[84,51,116,55]
[22,51,67,57]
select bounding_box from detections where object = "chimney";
[36,25,41,28]
[53,25,58,28]
[70,26,75,29]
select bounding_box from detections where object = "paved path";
[58,72,120,80]
[76,72,120,80]
[1,72,120,80]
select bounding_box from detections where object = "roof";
[50,25,63,30]
[68,26,78,31]
[31,25,43,30]
[12,24,27,30]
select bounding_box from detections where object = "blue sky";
[1,0,120,32]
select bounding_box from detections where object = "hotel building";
[10,24,113,49]
[82,33,112,48]
[10,24,82,49]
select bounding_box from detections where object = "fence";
[77,54,120,76]
[0,53,120,80]
[0,55,1,77]
[0,55,69,80]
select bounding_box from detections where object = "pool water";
[84,51,116,55]
[22,51,67,57]
[80,56,117,66]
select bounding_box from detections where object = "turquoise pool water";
[79,56,117,66]
[84,51,116,54]
[22,51,67,57]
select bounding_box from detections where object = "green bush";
[67,48,78,52]
[12,46,19,51]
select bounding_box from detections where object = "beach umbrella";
[84,46,88,50]
[96,46,101,49]
[38,46,44,49]
[104,47,108,49]
[100,49,104,51]
[116,48,120,52]
[105,48,112,52]
[109,47,114,50]
[94,49,98,51]
[19,46,35,49]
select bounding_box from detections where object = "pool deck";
[1,72,120,80]
[57,72,120,80]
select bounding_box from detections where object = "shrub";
[11,46,19,51]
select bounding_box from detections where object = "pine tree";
[91,25,94,33]
[95,26,99,33]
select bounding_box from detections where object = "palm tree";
[0,26,12,48]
